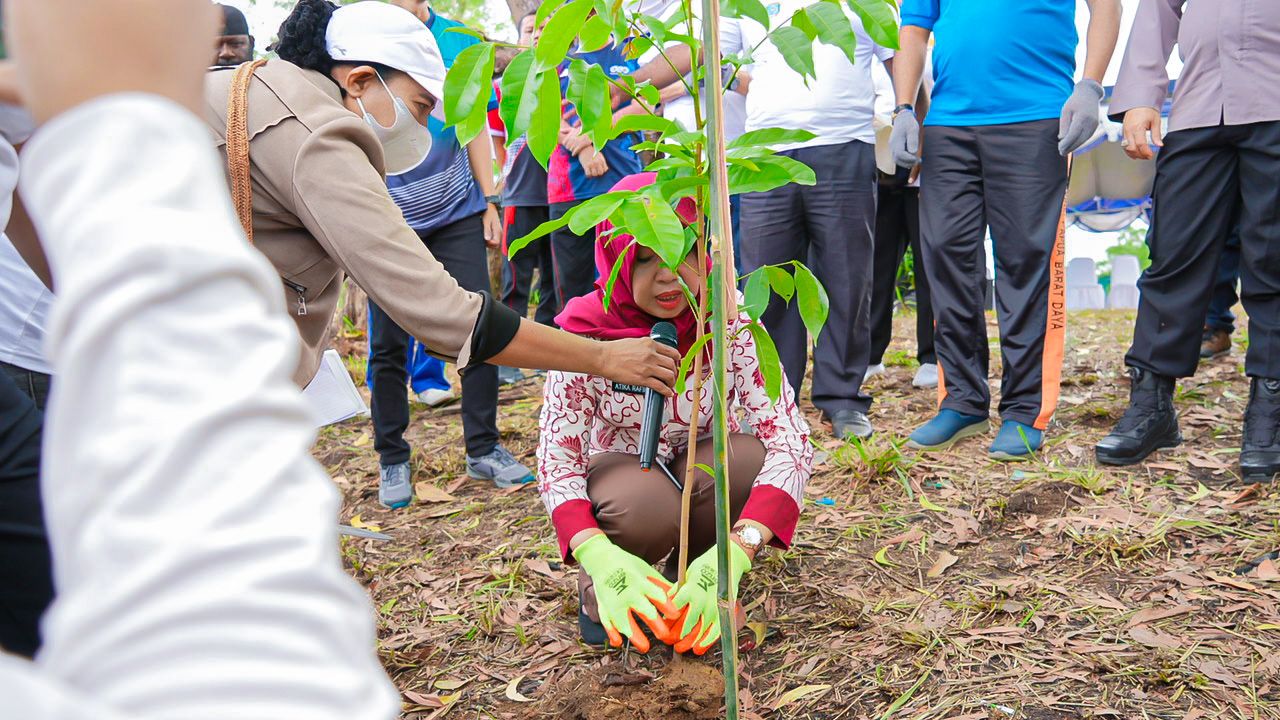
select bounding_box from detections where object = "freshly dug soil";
[539,659,724,720]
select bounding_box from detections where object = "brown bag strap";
[226,59,268,244]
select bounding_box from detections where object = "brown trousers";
[579,433,765,621]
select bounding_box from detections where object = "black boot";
[1241,377,1280,482]
[1096,367,1182,465]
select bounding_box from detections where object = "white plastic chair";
[1065,257,1106,310]
[1108,255,1141,309]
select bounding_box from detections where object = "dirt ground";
[320,308,1280,720]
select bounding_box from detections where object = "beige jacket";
[204,61,482,386]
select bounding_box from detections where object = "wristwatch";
[485,194,502,208]
[733,524,763,555]
[892,103,915,119]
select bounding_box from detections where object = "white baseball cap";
[325,1,447,119]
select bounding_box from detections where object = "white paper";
[301,349,369,427]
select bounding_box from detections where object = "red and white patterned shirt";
[537,311,814,559]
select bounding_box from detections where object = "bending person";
[198,1,680,501]
[535,173,814,654]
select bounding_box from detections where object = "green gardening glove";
[667,541,751,655]
[572,534,677,652]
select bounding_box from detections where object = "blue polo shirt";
[901,0,1077,127]
[386,11,496,233]
[547,42,644,204]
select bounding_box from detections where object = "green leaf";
[790,6,819,39]
[601,237,633,312]
[526,69,563,168]
[601,114,679,143]
[742,270,770,320]
[847,0,900,50]
[443,42,495,146]
[646,156,696,172]
[443,26,487,41]
[636,82,662,107]
[657,175,708,202]
[769,26,816,80]
[534,1,557,33]
[727,154,816,194]
[566,191,629,235]
[729,127,818,148]
[620,195,685,268]
[675,332,714,394]
[765,266,795,302]
[807,2,859,66]
[579,13,613,51]
[499,50,538,144]
[793,262,830,341]
[508,214,570,258]
[722,0,771,30]
[577,64,615,142]
[536,0,593,71]
[746,322,784,403]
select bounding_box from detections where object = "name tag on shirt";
[612,382,646,395]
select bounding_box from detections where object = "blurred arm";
[11,93,399,720]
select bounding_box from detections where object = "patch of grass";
[883,349,918,368]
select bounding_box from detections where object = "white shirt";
[739,0,894,149]
[0,94,399,720]
[0,104,52,374]
[658,17,748,143]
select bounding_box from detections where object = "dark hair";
[274,0,339,75]
[274,0,401,93]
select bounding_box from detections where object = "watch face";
[738,526,763,547]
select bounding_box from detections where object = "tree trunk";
[503,0,538,26]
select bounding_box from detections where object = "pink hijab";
[554,172,706,355]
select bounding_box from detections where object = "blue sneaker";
[989,420,1043,461]
[906,409,989,451]
[467,444,536,488]
[378,462,413,509]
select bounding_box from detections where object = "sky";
[221,0,1179,265]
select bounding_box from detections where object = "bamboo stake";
[696,0,741,716]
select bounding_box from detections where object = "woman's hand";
[3,0,219,123]
[572,534,677,652]
[594,336,681,397]
[667,541,751,655]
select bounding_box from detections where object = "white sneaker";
[912,363,939,388]
[864,363,886,381]
[413,388,455,407]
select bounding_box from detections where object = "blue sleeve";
[900,0,939,30]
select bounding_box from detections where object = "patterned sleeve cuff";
[739,485,801,549]
[551,499,598,561]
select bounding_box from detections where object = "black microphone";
[639,322,678,475]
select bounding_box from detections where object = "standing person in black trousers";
[738,1,897,441]
[1096,1,1280,482]
[868,167,936,389]
[495,12,557,385]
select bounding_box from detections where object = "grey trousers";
[740,139,878,417]
[1127,121,1280,380]
[919,119,1067,429]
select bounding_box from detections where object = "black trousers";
[1129,121,1280,380]
[1205,225,1241,334]
[369,213,499,462]
[549,200,598,312]
[501,204,558,325]
[0,370,53,658]
[870,182,935,366]
[1,361,51,412]
[920,119,1067,429]
[741,139,878,416]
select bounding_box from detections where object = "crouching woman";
[535,173,814,654]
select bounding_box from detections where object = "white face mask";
[355,72,433,175]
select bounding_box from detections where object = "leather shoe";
[1199,326,1231,360]
[831,409,873,440]
[1096,367,1181,465]
[1241,377,1280,482]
